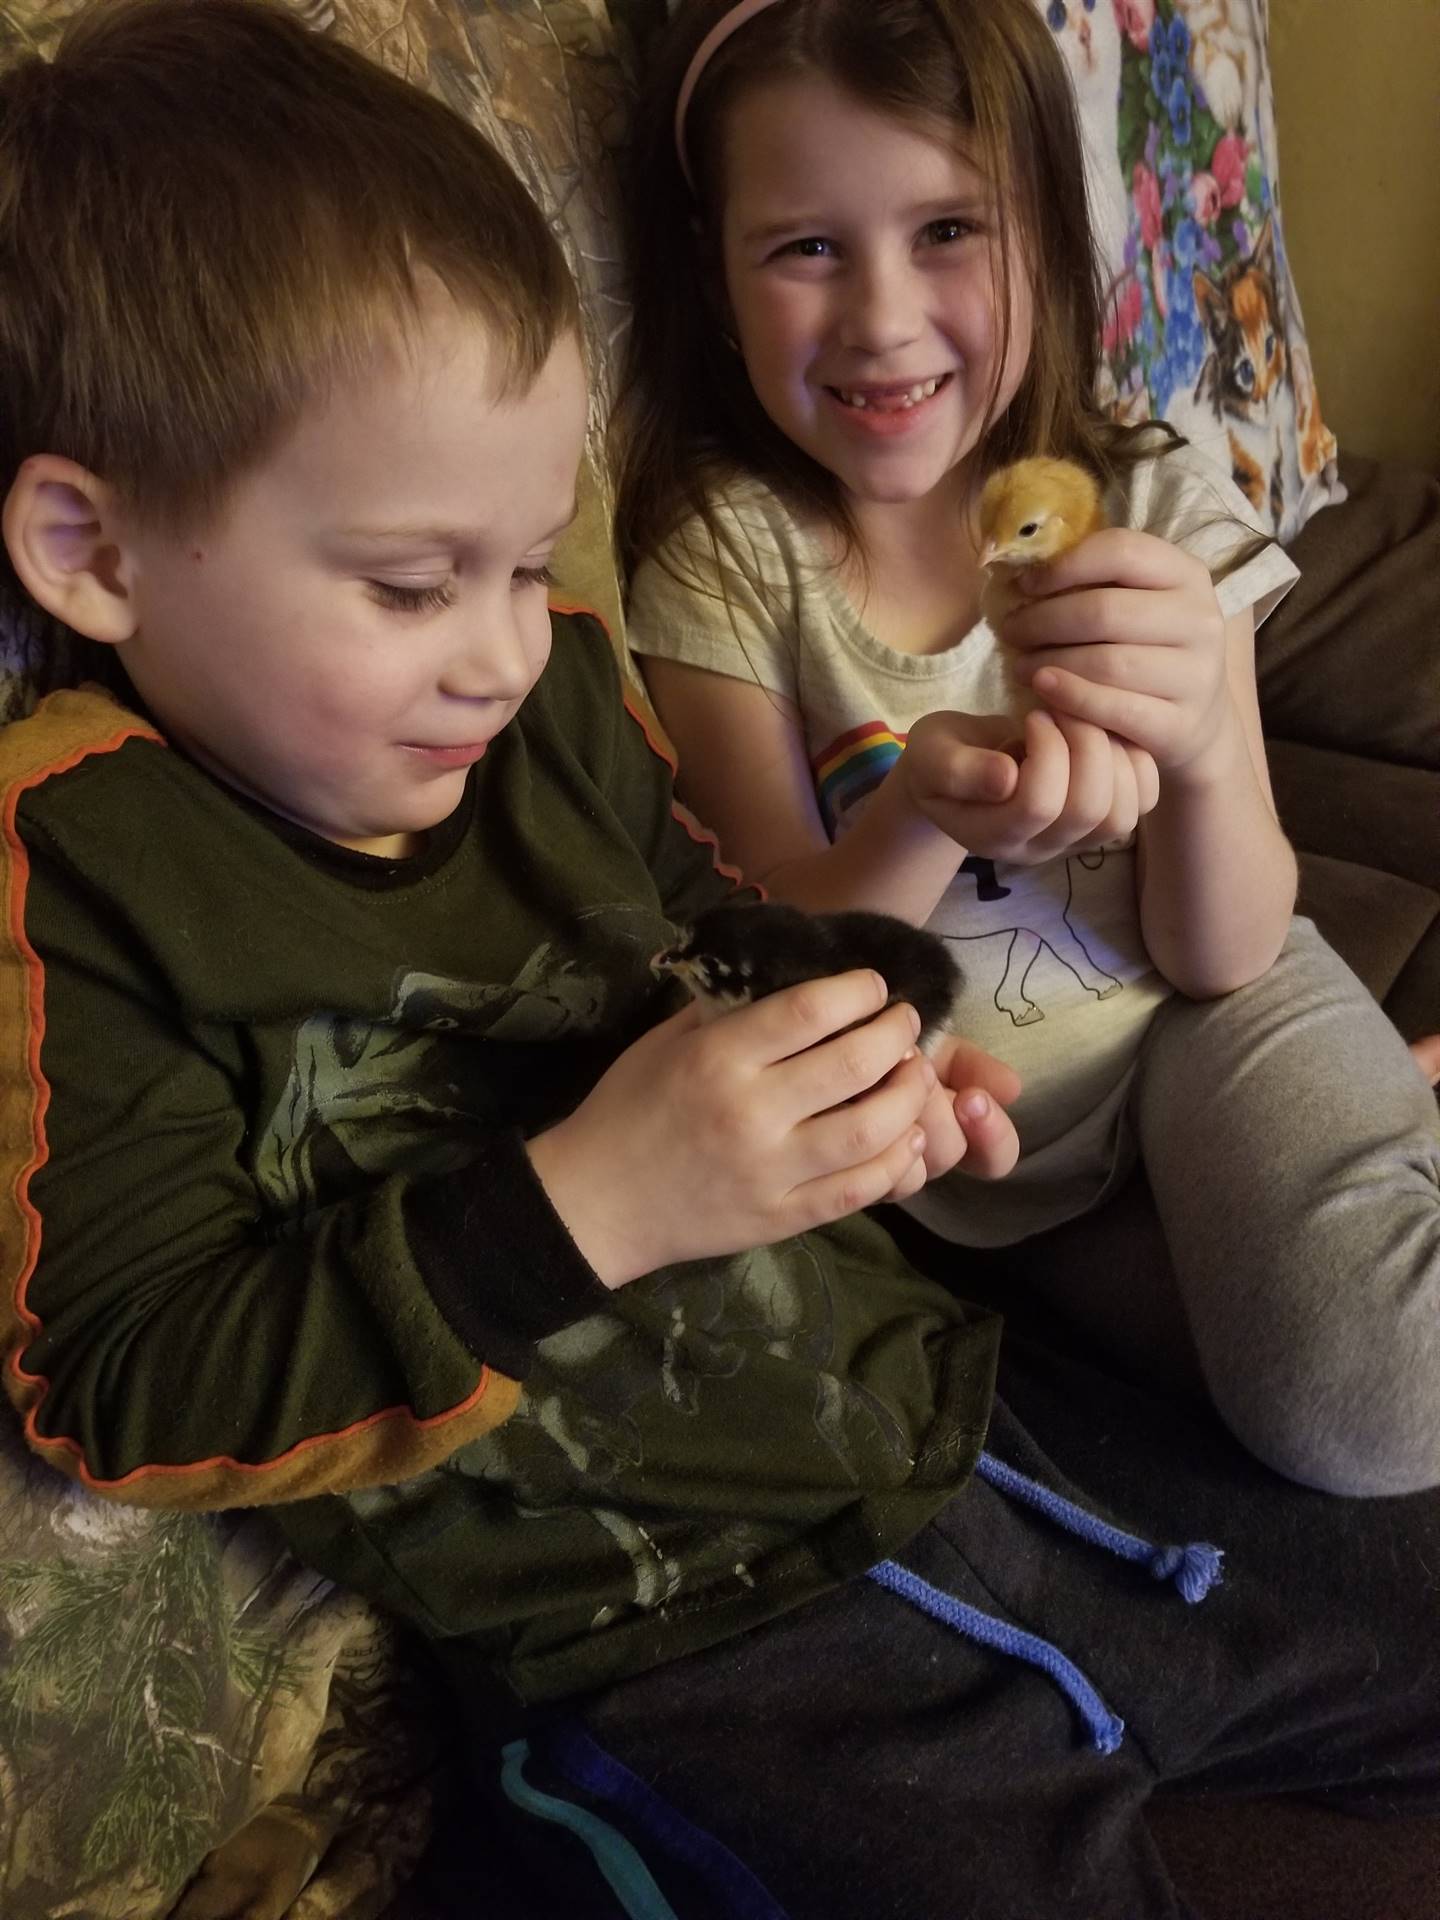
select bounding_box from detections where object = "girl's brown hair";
[0,0,578,552]
[614,0,1148,580]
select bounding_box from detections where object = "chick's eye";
[513,564,555,592]
[367,581,455,614]
[1017,521,1040,539]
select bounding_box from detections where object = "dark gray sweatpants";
[424,1330,1440,1920]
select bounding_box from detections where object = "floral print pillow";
[1040,0,1343,542]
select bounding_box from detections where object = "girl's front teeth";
[838,377,943,410]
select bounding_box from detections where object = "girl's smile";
[720,75,1033,509]
[824,371,955,435]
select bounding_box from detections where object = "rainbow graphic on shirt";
[812,721,907,835]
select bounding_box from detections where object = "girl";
[617,0,1440,1497]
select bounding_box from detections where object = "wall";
[1269,0,1440,471]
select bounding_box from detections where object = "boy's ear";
[2,454,139,645]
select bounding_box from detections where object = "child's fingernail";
[1033,669,1058,695]
[961,1092,990,1121]
[908,1130,927,1155]
[921,1060,937,1088]
[907,1006,922,1039]
[870,971,888,1000]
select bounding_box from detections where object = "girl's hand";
[526,972,937,1288]
[1001,529,1232,784]
[887,1034,1022,1195]
[902,707,1159,865]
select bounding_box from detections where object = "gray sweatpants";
[1132,915,1440,1497]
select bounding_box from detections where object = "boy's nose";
[839,257,924,357]
[441,600,541,703]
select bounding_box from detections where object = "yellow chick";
[976,456,1109,721]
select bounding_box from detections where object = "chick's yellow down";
[976,456,1109,721]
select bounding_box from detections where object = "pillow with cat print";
[1039,0,1344,542]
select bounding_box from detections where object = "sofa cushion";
[1292,849,1440,1009]
[1259,454,1440,771]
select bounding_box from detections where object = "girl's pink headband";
[674,0,788,192]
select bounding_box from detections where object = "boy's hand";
[888,1035,1022,1196]
[902,707,1159,864]
[1001,529,1231,784]
[526,971,939,1288]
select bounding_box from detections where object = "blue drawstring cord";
[869,1450,1225,1754]
[866,1557,1126,1754]
[973,1451,1224,1602]
[500,1738,682,1920]
[536,1720,794,1920]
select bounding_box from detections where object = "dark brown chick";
[651,902,961,1050]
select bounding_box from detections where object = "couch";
[0,2,1434,1916]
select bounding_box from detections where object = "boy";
[0,7,1436,1919]
[0,0,1017,1707]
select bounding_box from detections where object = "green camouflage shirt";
[0,611,1000,1704]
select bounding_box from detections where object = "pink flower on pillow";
[1188,171,1221,227]
[1113,0,1155,52]
[1133,162,1163,251]
[1151,241,1170,318]
[1211,133,1249,208]
[1103,272,1145,353]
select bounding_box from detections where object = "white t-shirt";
[628,441,1299,1245]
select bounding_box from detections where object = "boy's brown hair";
[0,0,578,562]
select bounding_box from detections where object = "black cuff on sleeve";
[404,1130,612,1381]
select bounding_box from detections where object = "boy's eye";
[513,564,555,591]
[367,580,455,614]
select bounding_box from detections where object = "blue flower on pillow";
[1166,74,1191,146]
[1148,19,1173,100]
[1171,216,1202,270]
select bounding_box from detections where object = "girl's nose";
[839,257,923,356]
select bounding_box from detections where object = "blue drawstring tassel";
[866,1453,1227,1755]
[867,1558,1126,1754]
[975,1451,1224,1602]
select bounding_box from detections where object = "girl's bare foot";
[1412,1033,1440,1088]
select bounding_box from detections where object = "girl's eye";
[367,581,455,614]
[513,564,555,591]
[780,236,833,260]
[923,218,974,247]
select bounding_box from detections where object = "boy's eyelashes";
[365,565,555,613]
[367,580,456,614]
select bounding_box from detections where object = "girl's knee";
[1216,1378,1440,1499]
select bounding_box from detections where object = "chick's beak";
[977,538,997,569]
